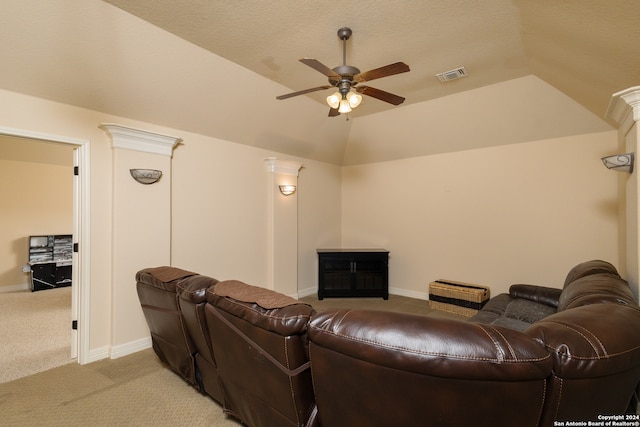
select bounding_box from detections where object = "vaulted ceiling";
[0,1,637,165]
[101,0,640,121]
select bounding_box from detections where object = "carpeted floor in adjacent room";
[0,286,73,384]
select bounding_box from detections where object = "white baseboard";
[297,285,428,301]
[84,337,152,364]
[110,336,152,359]
[85,346,110,364]
[0,283,30,293]
[84,289,428,365]
[297,286,316,298]
[389,287,428,300]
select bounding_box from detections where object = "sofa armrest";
[509,284,562,308]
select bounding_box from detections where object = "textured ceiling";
[0,1,637,166]
[102,0,639,120]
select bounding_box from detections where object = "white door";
[71,147,79,359]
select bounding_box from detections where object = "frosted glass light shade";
[278,184,297,196]
[338,99,352,113]
[327,92,341,109]
[347,92,362,108]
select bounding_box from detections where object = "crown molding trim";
[606,86,640,136]
[264,157,303,176]
[100,123,182,157]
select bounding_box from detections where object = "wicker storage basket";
[428,280,490,317]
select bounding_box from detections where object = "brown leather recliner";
[308,309,553,427]
[136,266,216,389]
[177,274,224,403]
[526,271,640,424]
[204,280,317,427]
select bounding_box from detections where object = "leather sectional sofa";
[136,260,640,427]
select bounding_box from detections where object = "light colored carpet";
[0,293,467,425]
[0,349,240,426]
[0,287,73,383]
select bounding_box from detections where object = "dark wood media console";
[317,249,389,300]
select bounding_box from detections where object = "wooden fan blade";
[299,58,340,79]
[354,62,410,83]
[356,86,406,105]
[328,107,340,117]
[276,85,332,100]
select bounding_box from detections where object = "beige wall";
[0,88,623,363]
[0,77,343,361]
[297,161,343,295]
[341,131,620,298]
[0,156,73,290]
[169,132,343,296]
[111,147,173,353]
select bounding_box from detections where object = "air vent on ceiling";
[436,67,468,82]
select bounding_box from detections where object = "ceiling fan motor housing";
[330,65,361,93]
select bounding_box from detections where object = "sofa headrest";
[309,308,552,381]
[136,266,198,292]
[206,280,315,336]
[563,260,619,288]
[212,280,302,309]
[558,273,635,311]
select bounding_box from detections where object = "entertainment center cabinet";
[28,234,73,291]
[317,249,389,299]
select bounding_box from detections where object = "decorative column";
[264,157,303,297]
[100,124,181,357]
[606,86,640,300]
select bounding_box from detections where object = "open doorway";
[0,126,90,376]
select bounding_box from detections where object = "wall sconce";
[601,153,634,173]
[279,184,297,196]
[130,169,162,184]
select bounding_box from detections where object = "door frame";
[0,125,90,364]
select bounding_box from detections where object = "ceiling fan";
[276,27,410,117]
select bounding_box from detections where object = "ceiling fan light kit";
[327,91,362,112]
[276,27,410,117]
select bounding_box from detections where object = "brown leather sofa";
[136,266,214,389]
[136,260,640,427]
[137,270,318,427]
[177,274,225,403]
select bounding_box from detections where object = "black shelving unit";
[317,249,389,300]
[28,234,73,291]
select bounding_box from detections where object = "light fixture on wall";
[601,153,634,173]
[279,184,297,196]
[130,169,162,184]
